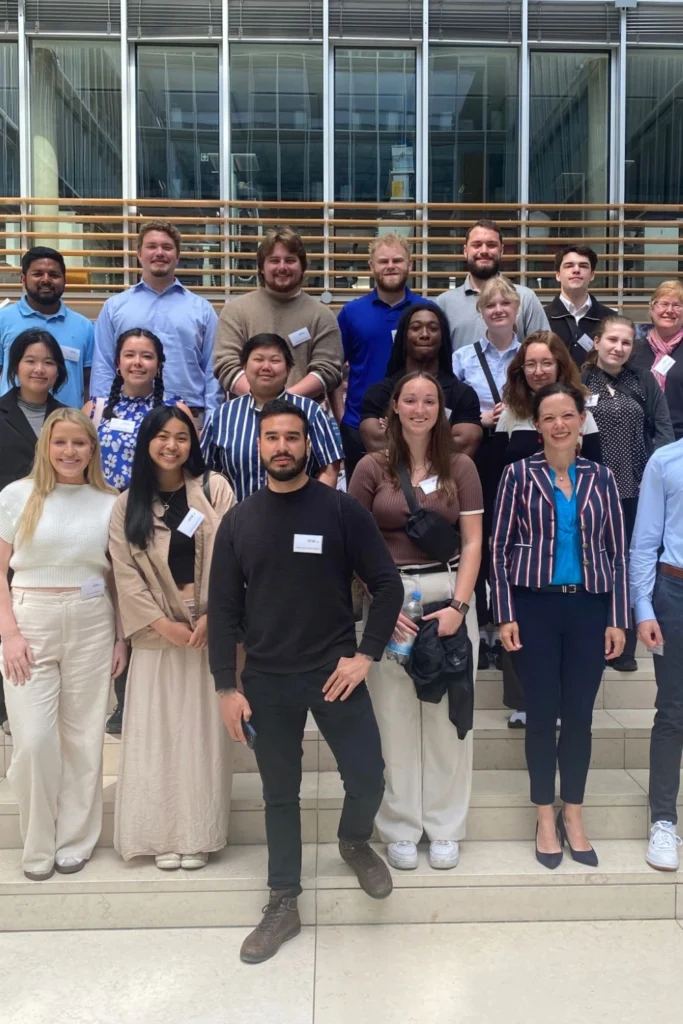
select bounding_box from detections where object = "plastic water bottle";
[386,591,423,665]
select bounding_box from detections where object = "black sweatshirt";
[208,477,404,690]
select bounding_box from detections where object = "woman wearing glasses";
[631,281,683,440]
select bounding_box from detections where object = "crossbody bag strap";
[396,460,421,515]
[202,467,213,506]
[474,341,502,406]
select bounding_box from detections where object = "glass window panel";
[137,47,220,200]
[529,52,609,205]
[429,47,518,204]
[0,43,19,197]
[626,50,683,204]
[230,44,324,202]
[334,49,416,203]
[31,41,122,198]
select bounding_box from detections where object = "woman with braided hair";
[83,329,193,493]
[83,329,192,734]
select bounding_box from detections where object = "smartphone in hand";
[243,718,257,750]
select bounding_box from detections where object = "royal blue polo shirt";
[338,287,436,429]
[0,296,94,408]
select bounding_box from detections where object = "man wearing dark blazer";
[545,246,614,369]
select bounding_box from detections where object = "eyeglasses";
[523,360,556,373]
[653,301,683,314]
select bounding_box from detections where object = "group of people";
[1,218,683,966]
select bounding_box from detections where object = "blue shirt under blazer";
[490,453,630,630]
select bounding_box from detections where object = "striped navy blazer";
[490,453,630,629]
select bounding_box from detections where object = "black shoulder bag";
[474,341,502,406]
[396,462,460,564]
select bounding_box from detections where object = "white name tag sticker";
[444,406,452,420]
[0,298,10,311]
[391,330,397,342]
[81,578,106,600]
[177,508,205,538]
[293,533,323,554]
[60,344,81,362]
[288,327,312,347]
[585,394,599,408]
[654,355,675,376]
[419,475,439,495]
[109,418,135,434]
[576,333,594,353]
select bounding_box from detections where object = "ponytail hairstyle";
[581,314,636,371]
[102,328,166,420]
[17,409,116,545]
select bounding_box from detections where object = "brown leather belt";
[659,562,683,580]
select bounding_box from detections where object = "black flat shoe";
[607,655,638,673]
[535,824,563,870]
[477,641,491,671]
[556,810,599,866]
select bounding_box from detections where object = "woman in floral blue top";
[83,329,192,492]
[83,328,192,732]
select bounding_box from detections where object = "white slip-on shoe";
[180,853,209,870]
[387,841,418,870]
[647,821,682,871]
[155,853,181,870]
[429,840,460,869]
[55,856,86,874]
[507,711,526,729]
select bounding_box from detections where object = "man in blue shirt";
[330,234,435,478]
[630,438,683,872]
[0,247,94,408]
[91,220,221,420]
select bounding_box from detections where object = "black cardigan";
[0,389,65,492]
[545,294,615,369]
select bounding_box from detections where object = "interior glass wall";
[0,43,19,198]
[334,49,417,203]
[429,47,518,204]
[137,47,220,200]
[30,40,122,198]
[230,44,324,203]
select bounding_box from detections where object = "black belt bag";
[397,462,460,565]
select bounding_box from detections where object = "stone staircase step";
[0,839,679,931]
[0,767,657,850]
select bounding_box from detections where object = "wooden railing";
[1,199,681,317]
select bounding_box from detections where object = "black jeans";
[621,496,639,661]
[473,432,497,628]
[339,421,366,482]
[513,587,609,806]
[242,661,385,894]
[650,572,683,824]
[114,660,128,707]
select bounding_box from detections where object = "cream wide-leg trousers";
[367,570,479,845]
[3,589,114,875]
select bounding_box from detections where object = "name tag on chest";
[576,333,594,353]
[109,418,135,434]
[60,344,81,363]
[293,533,323,554]
[177,509,205,537]
[81,578,105,600]
[585,394,599,408]
[419,475,439,495]
[288,327,311,347]
[654,354,675,376]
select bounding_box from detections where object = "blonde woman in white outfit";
[349,371,483,871]
[0,409,126,881]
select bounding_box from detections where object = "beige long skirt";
[114,646,233,861]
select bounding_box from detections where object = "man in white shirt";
[436,219,548,351]
[545,245,614,369]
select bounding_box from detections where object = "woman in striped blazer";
[491,382,629,870]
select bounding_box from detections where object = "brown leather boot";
[339,840,393,899]
[239,890,301,964]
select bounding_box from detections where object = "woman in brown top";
[349,371,483,871]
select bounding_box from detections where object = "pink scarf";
[648,327,683,391]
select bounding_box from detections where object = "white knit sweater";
[0,479,117,588]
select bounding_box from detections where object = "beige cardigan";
[109,471,235,649]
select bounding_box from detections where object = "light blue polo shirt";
[0,296,95,408]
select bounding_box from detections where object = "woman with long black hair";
[108,406,235,870]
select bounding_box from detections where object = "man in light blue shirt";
[91,220,221,417]
[0,247,94,408]
[630,438,683,872]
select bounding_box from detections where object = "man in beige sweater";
[214,227,343,399]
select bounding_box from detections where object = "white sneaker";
[507,711,526,729]
[429,840,459,870]
[180,853,209,870]
[155,853,181,871]
[387,841,418,870]
[647,821,682,871]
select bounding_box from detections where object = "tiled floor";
[3,920,683,1024]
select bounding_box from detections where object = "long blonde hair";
[17,408,116,545]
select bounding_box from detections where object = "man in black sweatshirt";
[208,398,403,965]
